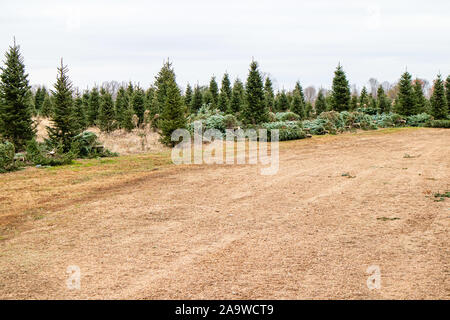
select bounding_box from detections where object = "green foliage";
[229,78,244,114]
[430,74,448,120]
[315,89,327,115]
[0,141,17,173]
[275,112,300,121]
[291,82,305,119]
[242,60,268,124]
[34,86,47,114]
[359,86,369,107]
[275,90,289,112]
[396,71,416,116]
[98,90,116,132]
[154,60,176,118]
[47,60,80,153]
[0,40,35,150]
[131,87,146,125]
[87,87,100,125]
[115,86,129,127]
[330,64,351,111]
[260,121,306,141]
[413,80,427,114]
[406,113,433,127]
[209,76,219,108]
[121,107,135,132]
[40,94,54,117]
[218,73,232,112]
[425,119,450,128]
[184,83,193,110]
[73,92,87,130]
[190,85,203,114]
[377,86,390,113]
[264,77,275,111]
[372,113,405,127]
[26,139,74,166]
[159,76,187,146]
[71,131,118,158]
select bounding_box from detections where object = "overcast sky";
[1,0,449,91]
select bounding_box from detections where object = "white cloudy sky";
[1,0,449,91]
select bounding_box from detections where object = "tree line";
[1,40,449,152]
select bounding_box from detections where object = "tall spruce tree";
[291,81,305,118]
[0,39,35,150]
[132,87,146,125]
[98,89,116,132]
[229,78,244,114]
[209,76,219,108]
[87,87,100,125]
[242,60,268,124]
[159,76,186,146]
[396,71,415,116]
[377,86,390,114]
[218,73,232,112]
[413,79,427,114]
[430,74,448,119]
[330,64,351,111]
[184,83,193,110]
[445,75,450,111]
[47,60,79,152]
[221,73,232,100]
[154,60,176,117]
[264,77,275,111]
[190,84,203,113]
[315,89,327,115]
[115,86,128,127]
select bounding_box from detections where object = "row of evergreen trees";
[1,39,449,151]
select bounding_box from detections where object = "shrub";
[223,114,238,129]
[71,131,118,158]
[425,119,450,128]
[25,139,74,166]
[261,121,305,141]
[275,112,300,121]
[406,113,433,127]
[372,113,405,128]
[0,141,18,173]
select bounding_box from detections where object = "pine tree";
[209,76,219,108]
[218,73,232,112]
[291,81,305,118]
[350,94,358,111]
[41,94,54,118]
[184,83,193,110]
[275,90,289,112]
[121,107,135,132]
[115,86,128,127]
[47,59,79,152]
[242,60,268,124]
[34,86,47,114]
[202,90,214,107]
[154,60,176,117]
[221,73,232,100]
[359,86,369,108]
[264,77,275,111]
[145,86,155,111]
[131,87,146,125]
[430,74,448,119]
[445,75,450,112]
[0,39,35,150]
[330,64,351,111]
[190,85,203,113]
[87,87,100,125]
[315,89,327,115]
[413,79,427,114]
[305,102,313,118]
[73,91,87,130]
[159,75,186,146]
[377,86,390,113]
[396,71,416,116]
[229,78,244,114]
[98,89,116,132]
[217,91,229,113]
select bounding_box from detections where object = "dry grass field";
[0,127,449,299]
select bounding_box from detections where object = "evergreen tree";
[291,81,305,118]
[413,79,427,114]
[190,84,203,113]
[98,89,116,132]
[304,101,313,118]
[350,94,358,111]
[359,86,369,107]
[330,64,351,111]
[145,86,155,111]
[396,71,416,116]
[202,89,214,106]
[154,60,176,117]
[47,60,79,152]
[121,107,135,132]
[115,86,128,127]
[217,90,229,113]
[264,77,275,111]
[221,73,232,100]
[159,75,186,146]
[41,94,54,118]
[87,87,100,125]
[209,76,219,108]
[430,74,448,119]
[242,60,268,124]
[126,82,134,100]
[275,90,289,112]
[315,89,327,115]
[377,86,390,113]
[229,78,244,114]
[73,91,87,130]
[0,40,35,150]
[34,86,47,114]
[184,83,193,110]
[131,87,146,125]
[445,75,450,111]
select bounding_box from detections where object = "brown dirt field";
[0,128,449,299]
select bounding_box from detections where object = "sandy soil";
[0,128,449,299]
